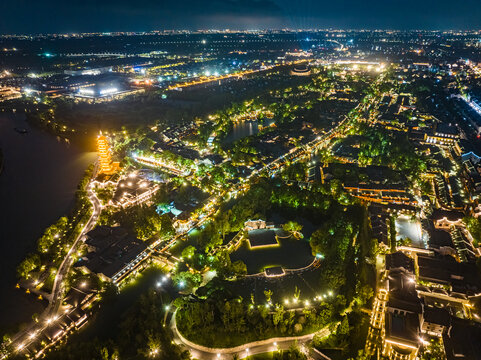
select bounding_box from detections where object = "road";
[152,94,371,256]
[170,311,331,360]
[153,116,350,255]
[48,183,102,315]
[166,60,307,91]
[10,177,102,356]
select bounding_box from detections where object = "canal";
[0,113,96,334]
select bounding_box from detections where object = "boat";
[14,127,28,134]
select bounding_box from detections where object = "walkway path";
[9,176,101,356]
[170,311,335,360]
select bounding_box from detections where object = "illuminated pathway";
[364,288,388,357]
[48,182,102,314]
[10,174,102,357]
[170,311,334,360]
[8,70,383,358]
[153,88,376,256]
[166,60,307,91]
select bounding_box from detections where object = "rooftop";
[386,252,415,273]
[443,318,481,360]
[78,226,148,280]
[247,229,279,249]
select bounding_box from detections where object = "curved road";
[170,311,332,360]
[48,183,102,315]
[8,75,380,356]
[10,179,101,355]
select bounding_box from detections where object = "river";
[0,112,96,334]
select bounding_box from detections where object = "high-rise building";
[97,132,119,175]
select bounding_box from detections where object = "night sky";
[1,0,481,34]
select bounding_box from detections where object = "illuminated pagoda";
[97,132,120,176]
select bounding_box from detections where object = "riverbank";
[0,113,96,334]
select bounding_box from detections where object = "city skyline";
[2,4,481,357]
[2,0,481,34]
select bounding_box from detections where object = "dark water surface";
[223,120,259,144]
[0,113,96,334]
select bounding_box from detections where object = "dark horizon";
[2,0,481,35]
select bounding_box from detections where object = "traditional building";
[110,173,159,209]
[382,269,423,360]
[97,132,120,175]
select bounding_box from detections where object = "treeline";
[16,164,95,288]
[464,215,481,247]
[312,310,370,359]
[175,295,345,348]
[112,205,175,241]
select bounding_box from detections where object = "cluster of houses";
[367,207,481,360]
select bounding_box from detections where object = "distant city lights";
[100,87,118,95]
[79,88,95,95]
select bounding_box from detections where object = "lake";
[223,120,259,144]
[0,112,96,334]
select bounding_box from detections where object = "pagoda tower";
[97,132,119,175]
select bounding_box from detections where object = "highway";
[166,60,307,91]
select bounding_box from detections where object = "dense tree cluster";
[282,221,304,239]
[464,215,481,247]
[17,165,95,284]
[313,310,370,359]
[227,137,259,164]
[354,125,427,179]
[176,297,338,348]
[419,338,447,360]
[282,163,308,182]
[310,209,358,262]
[113,205,174,240]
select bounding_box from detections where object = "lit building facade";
[97,133,120,175]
